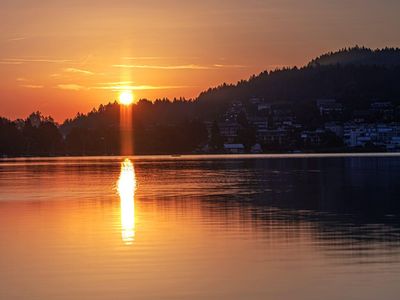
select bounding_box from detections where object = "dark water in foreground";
[1,154,400,300]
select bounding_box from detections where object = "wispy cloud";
[57,84,86,91]
[96,81,135,86]
[0,61,23,65]
[64,67,94,75]
[113,63,247,70]
[95,85,189,91]
[17,77,44,88]
[122,56,200,60]
[213,64,246,68]
[1,58,71,64]
[113,64,212,70]
[56,83,185,91]
[122,56,172,60]
[7,37,27,42]
[21,84,43,89]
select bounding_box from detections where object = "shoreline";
[2,152,400,163]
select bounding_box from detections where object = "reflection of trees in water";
[134,156,400,263]
[145,196,400,264]
[5,156,400,262]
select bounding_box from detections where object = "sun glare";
[119,91,134,105]
[117,158,136,244]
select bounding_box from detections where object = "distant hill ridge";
[308,46,400,67]
[196,46,400,111]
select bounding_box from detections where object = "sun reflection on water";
[117,158,136,244]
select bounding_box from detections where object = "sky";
[1,0,400,121]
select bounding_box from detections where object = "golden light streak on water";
[117,158,136,244]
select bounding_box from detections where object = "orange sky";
[1,0,400,121]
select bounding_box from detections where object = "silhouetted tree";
[236,112,256,151]
[209,121,224,151]
[0,118,24,155]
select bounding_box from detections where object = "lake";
[1,154,400,300]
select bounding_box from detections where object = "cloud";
[64,67,94,75]
[1,58,71,64]
[57,84,86,91]
[21,84,43,89]
[17,77,44,88]
[122,56,172,60]
[7,37,27,42]
[0,61,23,65]
[213,64,246,68]
[96,81,135,86]
[56,82,188,91]
[122,56,200,60]
[113,64,212,70]
[95,84,189,91]
[113,63,247,70]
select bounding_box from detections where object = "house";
[258,128,289,145]
[343,123,400,149]
[301,129,326,146]
[251,143,262,153]
[249,97,263,105]
[316,99,343,116]
[370,101,394,121]
[224,143,245,154]
[219,122,240,143]
[325,122,344,137]
[257,103,271,112]
[249,117,268,138]
[224,101,243,121]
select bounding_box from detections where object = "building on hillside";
[257,103,271,112]
[325,122,344,137]
[258,128,289,146]
[343,123,400,150]
[251,143,262,153]
[300,129,326,146]
[224,143,245,154]
[219,122,240,143]
[249,117,268,139]
[316,99,343,116]
[370,101,395,121]
[249,97,263,105]
[370,101,393,110]
[224,101,243,121]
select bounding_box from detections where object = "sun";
[119,91,134,105]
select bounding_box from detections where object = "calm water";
[1,154,400,300]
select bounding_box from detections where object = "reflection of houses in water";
[121,156,400,262]
[189,157,400,257]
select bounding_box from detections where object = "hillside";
[196,47,400,116]
[308,46,400,67]
[3,47,400,156]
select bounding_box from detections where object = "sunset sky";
[1,0,400,121]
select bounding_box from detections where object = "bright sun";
[119,91,134,105]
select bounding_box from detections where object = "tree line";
[2,47,400,156]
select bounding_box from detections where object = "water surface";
[1,154,400,300]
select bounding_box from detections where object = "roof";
[224,143,245,149]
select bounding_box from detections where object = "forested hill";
[308,46,400,67]
[196,47,400,114]
[2,47,400,156]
